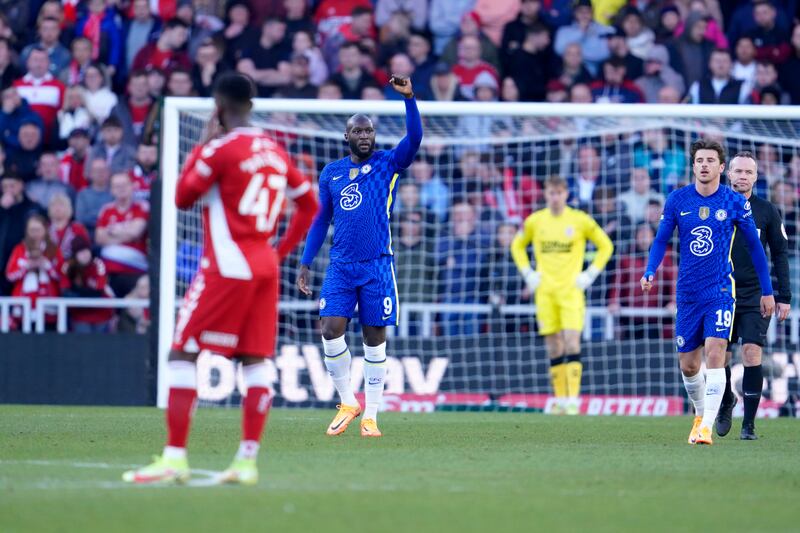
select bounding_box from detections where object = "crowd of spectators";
[0,0,799,337]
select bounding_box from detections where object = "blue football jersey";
[659,184,755,302]
[318,149,406,263]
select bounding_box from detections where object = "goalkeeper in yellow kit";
[511,176,614,414]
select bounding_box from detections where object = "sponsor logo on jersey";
[319,298,326,310]
[340,182,363,210]
[540,241,573,253]
[349,168,359,180]
[715,209,727,221]
[361,164,372,174]
[676,336,685,347]
[699,207,710,220]
[200,330,239,348]
[744,201,751,211]
[680,211,691,216]
[331,175,343,181]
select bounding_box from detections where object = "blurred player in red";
[124,73,317,485]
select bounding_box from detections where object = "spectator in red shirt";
[132,18,192,77]
[60,235,114,332]
[441,11,501,73]
[324,6,377,71]
[314,0,373,44]
[13,47,65,148]
[451,35,499,100]
[109,69,153,146]
[48,192,90,262]
[5,213,63,328]
[95,172,149,297]
[59,128,91,191]
[129,142,158,203]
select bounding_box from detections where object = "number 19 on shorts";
[715,309,732,328]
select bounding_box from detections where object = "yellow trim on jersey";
[390,260,400,325]
[386,172,400,253]
[728,226,737,300]
[386,172,400,217]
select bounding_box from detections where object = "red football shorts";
[172,271,278,358]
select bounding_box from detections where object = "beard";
[350,139,374,158]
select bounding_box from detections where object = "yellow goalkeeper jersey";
[511,206,614,290]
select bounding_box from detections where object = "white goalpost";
[158,98,800,411]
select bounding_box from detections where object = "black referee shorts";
[728,307,770,349]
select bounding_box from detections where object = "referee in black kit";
[715,151,792,440]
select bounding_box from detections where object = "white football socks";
[701,368,726,429]
[682,370,705,417]
[323,335,358,407]
[363,342,387,421]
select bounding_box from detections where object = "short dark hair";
[690,138,726,164]
[101,116,123,129]
[544,175,568,189]
[340,41,362,53]
[164,18,188,30]
[711,47,732,58]
[128,68,148,80]
[351,6,372,17]
[213,72,256,104]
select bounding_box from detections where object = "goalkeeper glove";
[575,265,601,290]
[522,269,541,292]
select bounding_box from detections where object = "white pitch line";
[0,459,225,489]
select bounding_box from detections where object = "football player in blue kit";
[297,75,422,437]
[641,139,775,445]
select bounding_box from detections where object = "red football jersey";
[176,127,313,280]
[96,201,150,274]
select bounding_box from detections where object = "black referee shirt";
[731,193,792,308]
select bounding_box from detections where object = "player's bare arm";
[297,264,311,296]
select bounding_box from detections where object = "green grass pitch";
[1,406,799,533]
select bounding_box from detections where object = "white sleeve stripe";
[286,181,311,199]
[195,159,212,177]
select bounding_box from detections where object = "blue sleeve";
[736,203,774,296]
[644,194,676,277]
[300,173,333,266]
[389,97,423,170]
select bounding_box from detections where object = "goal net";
[159,99,800,414]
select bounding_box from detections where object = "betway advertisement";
[195,338,800,417]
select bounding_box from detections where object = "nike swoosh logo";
[716,328,728,332]
[743,392,760,397]
[681,211,691,216]
[382,316,391,321]
[332,175,343,181]
[330,418,347,430]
